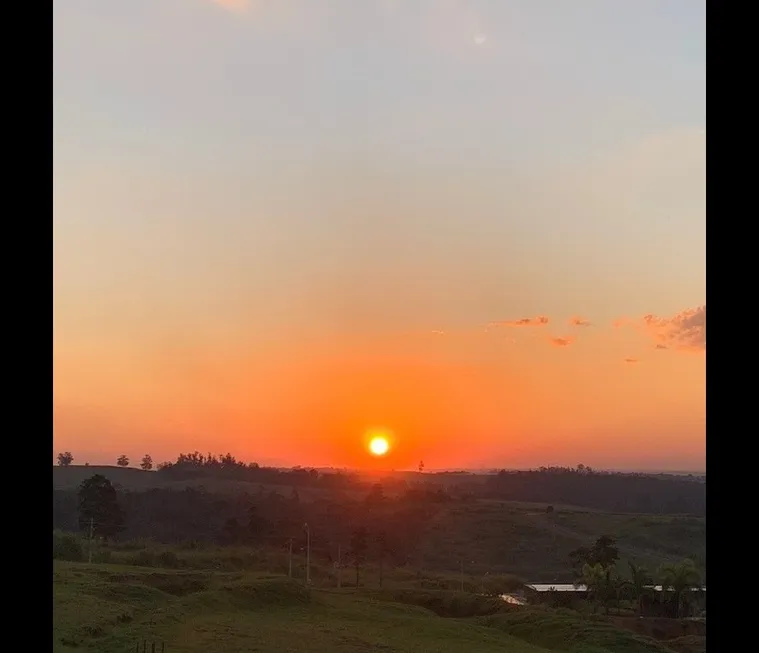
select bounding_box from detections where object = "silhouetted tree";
[569,546,591,575]
[350,526,368,587]
[116,455,129,467]
[660,559,701,618]
[222,517,242,544]
[57,452,74,467]
[570,536,619,580]
[366,483,385,507]
[374,530,392,588]
[590,535,620,567]
[580,562,617,615]
[624,561,652,616]
[247,505,268,543]
[545,505,554,513]
[418,460,425,474]
[140,454,153,471]
[77,474,124,540]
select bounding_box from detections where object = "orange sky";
[53,0,705,472]
[53,313,705,470]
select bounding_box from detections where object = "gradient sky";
[53,0,705,471]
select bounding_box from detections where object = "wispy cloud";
[624,358,639,364]
[550,337,574,347]
[641,305,705,352]
[489,316,549,328]
[569,316,591,327]
[612,305,705,353]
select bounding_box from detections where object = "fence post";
[143,640,147,653]
[161,643,165,653]
[151,643,156,653]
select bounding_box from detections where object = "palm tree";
[659,559,701,618]
[579,562,606,613]
[625,562,652,616]
[580,562,621,615]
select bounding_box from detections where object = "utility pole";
[288,538,293,579]
[88,517,94,564]
[337,544,342,589]
[304,523,311,585]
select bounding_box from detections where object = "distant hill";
[53,465,338,498]
[53,465,162,490]
[53,464,705,582]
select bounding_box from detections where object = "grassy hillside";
[53,466,705,583]
[414,502,705,582]
[53,561,678,653]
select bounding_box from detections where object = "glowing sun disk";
[369,436,390,456]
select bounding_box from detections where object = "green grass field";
[53,561,683,653]
[413,502,705,582]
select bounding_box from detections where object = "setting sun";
[369,435,390,456]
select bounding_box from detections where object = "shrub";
[93,550,112,564]
[133,550,155,567]
[158,551,180,569]
[53,531,84,562]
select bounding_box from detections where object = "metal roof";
[526,584,587,592]
[526,584,706,593]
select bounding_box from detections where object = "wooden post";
[151,642,156,653]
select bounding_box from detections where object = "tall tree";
[77,474,125,541]
[247,505,268,544]
[365,483,385,507]
[140,454,153,471]
[579,562,605,612]
[222,517,242,544]
[57,452,74,467]
[350,526,368,588]
[625,562,652,616]
[659,559,701,618]
[374,531,391,588]
[589,535,619,567]
[580,563,617,615]
[569,546,591,575]
[116,455,130,467]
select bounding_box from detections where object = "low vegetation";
[52,459,706,652]
[53,562,688,653]
[53,459,705,583]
